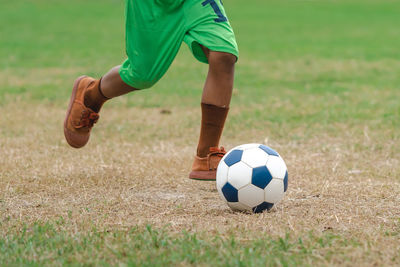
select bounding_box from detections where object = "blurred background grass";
[2,0,399,140]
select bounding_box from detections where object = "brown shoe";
[189,147,227,181]
[63,76,100,148]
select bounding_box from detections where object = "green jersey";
[119,0,238,89]
[156,0,185,10]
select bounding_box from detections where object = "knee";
[208,52,237,69]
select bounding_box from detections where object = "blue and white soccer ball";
[216,144,288,213]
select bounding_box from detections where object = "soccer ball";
[216,144,288,213]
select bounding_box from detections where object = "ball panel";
[241,147,269,168]
[227,162,252,190]
[266,156,287,179]
[224,149,243,167]
[264,178,285,204]
[221,182,238,202]
[259,145,279,157]
[252,202,274,213]
[238,184,264,208]
[284,171,288,192]
[251,166,273,189]
[216,161,229,190]
[227,202,251,212]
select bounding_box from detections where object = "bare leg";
[201,51,236,107]
[83,65,137,112]
[196,49,236,157]
[100,66,138,98]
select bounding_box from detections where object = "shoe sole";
[63,75,88,148]
[189,170,216,181]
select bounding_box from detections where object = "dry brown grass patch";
[0,100,399,265]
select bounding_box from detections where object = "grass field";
[1,0,400,265]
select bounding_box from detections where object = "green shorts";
[119,0,239,89]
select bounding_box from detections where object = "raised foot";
[63,76,100,148]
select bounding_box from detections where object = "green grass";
[1,0,399,135]
[0,220,365,266]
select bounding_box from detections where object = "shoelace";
[76,109,99,128]
[209,146,226,157]
[207,147,226,170]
